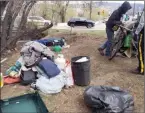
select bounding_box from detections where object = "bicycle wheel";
[109,27,125,60]
[109,39,123,60]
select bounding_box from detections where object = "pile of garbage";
[1,37,74,94]
[0,37,135,113]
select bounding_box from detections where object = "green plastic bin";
[0,92,49,113]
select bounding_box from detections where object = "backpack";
[20,69,37,85]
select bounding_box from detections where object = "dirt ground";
[1,33,144,113]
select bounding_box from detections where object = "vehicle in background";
[67,17,95,28]
[27,16,51,27]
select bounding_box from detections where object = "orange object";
[4,76,20,85]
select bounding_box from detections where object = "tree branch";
[1,23,53,52]
[8,0,24,37]
[0,1,9,15]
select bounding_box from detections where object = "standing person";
[131,10,144,75]
[98,1,132,59]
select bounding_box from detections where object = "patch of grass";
[48,29,69,34]
[46,29,106,38]
[77,30,106,37]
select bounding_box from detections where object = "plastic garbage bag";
[84,86,134,113]
[36,71,66,94]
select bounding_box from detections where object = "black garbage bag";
[84,86,134,113]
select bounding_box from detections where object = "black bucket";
[71,56,90,86]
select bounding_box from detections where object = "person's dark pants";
[137,29,144,74]
[100,27,114,56]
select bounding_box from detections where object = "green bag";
[124,34,132,48]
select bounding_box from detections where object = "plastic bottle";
[0,73,4,88]
[55,54,66,70]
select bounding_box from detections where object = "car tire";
[87,23,92,28]
[70,23,75,27]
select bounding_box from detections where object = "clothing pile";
[5,40,74,94]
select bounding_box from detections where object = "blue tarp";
[36,38,65,47]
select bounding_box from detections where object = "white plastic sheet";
[36,71,66,94]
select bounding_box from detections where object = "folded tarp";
[36,71,66,94]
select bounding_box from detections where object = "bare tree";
[89,0,93,19]
[0,0,53,53]
[55,1,69,22]
[41,1,48,19]
[81,1,93,19]
[1,0,25,50]
[0,1,8,15]
[82,1,88,16]
[81,1,103,19]
[50,1,60,24]
[50,2,56,22]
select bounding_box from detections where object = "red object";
[4,76,20,85]
[65,60,74,86]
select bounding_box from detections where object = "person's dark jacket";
[106,2,132,30]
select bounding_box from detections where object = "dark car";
[67,17,95,28]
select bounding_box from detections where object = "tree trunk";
[89,1,93,19]
[9,1,36,49]
[56,1,69,23]
[1,1,14,49]
[1,1,36,52]
[6,23,53,51]
[0,1,8,15]
[63,1,69,22]
[60,8,65,22]
[1,1,54,53]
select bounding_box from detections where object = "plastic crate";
[0,92,49,113]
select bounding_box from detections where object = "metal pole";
[133,1,135,16]
[70,26,72,35]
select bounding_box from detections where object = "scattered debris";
[0,58,8,64]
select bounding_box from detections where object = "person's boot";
[130,68,144,75]
[108,56,112,60]
[98,48,104,56]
